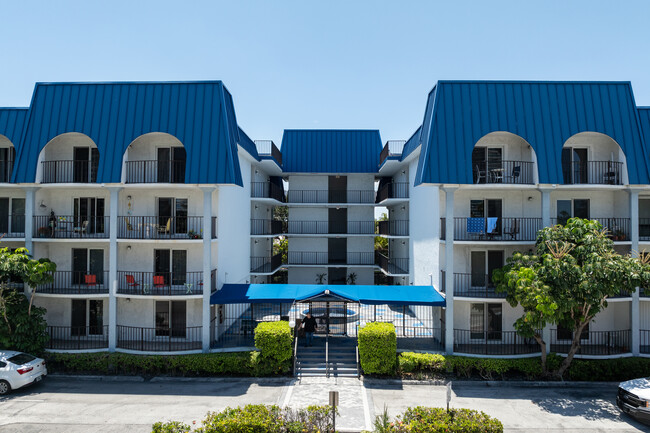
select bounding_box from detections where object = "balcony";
[0,157,14,182]
[285,251,375,266]
[377,220,409,236]
[287,190,375,204]
[116,270,214,296]
[37,271,110,295]
[212,217,218,239]
[117,216,203,240]
[453,329,540,355]
[452,273,505,298]
[639,219,650,241]
[375,252,408,275]
[41,160,97,183]
[116,325,202,352]
[379,140,406,166]
[562,161,623,185]
[1,215,25,238]
[552,217,630,241]
[125,160,186,183]
[254,140,282,166]
[376,182,409,203]
[453,217,542,242]
[550,329,630,355]
[472,160,534,185]
[251,182,285,202]
[286,220,375,235]
[33,215,109,239]
[251,219,285,236]
[46,325,109,350]
[251,254,283,273]
[640,330,650,354]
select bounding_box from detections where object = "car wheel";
[0,380,10,395]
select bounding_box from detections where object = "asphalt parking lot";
[0,376,648,432]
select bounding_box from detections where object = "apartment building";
[1,80,650,361]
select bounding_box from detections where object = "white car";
[617,378,650,424]
[0,351,47,395]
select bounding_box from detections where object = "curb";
[47,374,145,382]
[362,377,620,387]
[47,373,292,384]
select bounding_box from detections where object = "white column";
[24,187,37,255]
[539,186,553,351]
[108,187,120,351]
[201,187,215,352]
[630,188,640,356]
[443,186,457,354]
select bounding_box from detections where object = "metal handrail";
[325,333,330,378]
[356,343,360,378]
[293,331,299,377]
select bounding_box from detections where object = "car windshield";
[7,353,36,365]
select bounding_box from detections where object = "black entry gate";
[297,301,360,336]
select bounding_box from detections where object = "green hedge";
[254,321,293,375]
[359,322,397,375]
[398,407,502,433]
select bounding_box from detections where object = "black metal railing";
[377,220,409,236]
[46,325,109,350]
[116,325,202,352]
[287,190,375,204]
[347,252,375,265]
[562,161,624,185]
[38,271,110,295]
[212,217,218,239]
[472,160,534,185]
[550,329,631,355]
[376,182,409,203]
[640,330,650,354]
[117,216,203,239]
[640,219,650,241]
[379,140,406,166]
[440,218,446,240]
[41,160,98,183]
[284,220,375,235]
[250,254,283,273]
[210,303,288,349]
[0,157,14,182]
[116,271,207,296]
[254,140,283,166]
[125,160,186,183]
[453,329,540,355]
[453,273,505,298]
[251,219,285,235]
[1,215,25,237]
[251,182,286,202]
[287,251,328,265]
[34,215,109,239]
[551,217,630,241]
[453,217,541,241]
[375,252,409,275]
[440,271,446,293]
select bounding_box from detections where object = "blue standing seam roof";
[280,129,383,173]
[399,125,422,162]
[639,108,650,154]
[0,108,29,149]
[10,81,251,185]
[416,81,650,186]
[210,284,445,306]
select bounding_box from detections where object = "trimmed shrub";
[254,321,293,375]
[358,322,397,375]
[152,421,192,433]
[399,407,503,433]
[398,352,446,374]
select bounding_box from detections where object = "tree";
[493,218,649,377]
[0,247,56,354]
[375,212,389,253]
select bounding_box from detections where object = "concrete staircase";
[295,336,358,377]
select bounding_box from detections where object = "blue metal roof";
[237,127,260,161]
[11,81,249,185]
[211,283,445,306]
[416,81,650,185]
[281,129,382,173]
[639,108,650,154]
[0,108,28,148]
[400,126,422,161]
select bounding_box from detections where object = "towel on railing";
[467,217,484,233]
[487,217,498,234]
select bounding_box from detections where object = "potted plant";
[347,272,357,285]
[187,230,201,239]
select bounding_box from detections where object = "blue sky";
[0,0,649,144]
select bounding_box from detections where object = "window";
[470,199,502,234]
[470,250,504,288]
[472,147,503,183]
[556,199,590,225]
[72,248,104,285]
[157,147,186,183]
[155,300,187,337]
[71,299,104,336]
[470,303,502,340]
[154,249,187,286]
[73,197,105,234]
[0,147,15,182]
[157,198,188,234]
[0,197,24,235]
[73,147,99,183]
[562,148,588,184]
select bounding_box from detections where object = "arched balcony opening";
[123,133,186,184]
[471,132,537,185]
[37,133,99,183]
[0,134,15,183]
[561,132,627,185]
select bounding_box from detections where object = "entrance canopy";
[210,284,445,306]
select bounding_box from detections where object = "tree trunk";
[533,333,548,374]
[28,286,35,316]
[556,321,589,378]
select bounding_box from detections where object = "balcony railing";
[639,219,650,241]
[287,190,375,204]
[379,140,406,166]
[550,329,631,355]
[125,160,186,183]
[212,217,218,239]
[347,252,375,265]
[116,325,202,352]
[285,251,375,266]
[37,271,110,295]
[375,252,409,275]
[472,160,534,185]
[34,215,109,239]
[251,219,285,235]
[116,270,210,296]
[640,330,650,354]
[251,182,285,202]
[377,220,409,236]
[287,251,328,265]
[285,220,375,235]
[117,216,203,239]
[562,161,623,185]
[46,325,109,350]
[552,217,630,241]
[0,157,14,183]
[453,217,541,242]
[250,254,283,273]
[440,218,446,240]
[453,329,540,355]
[376,182,409,203]
[452,273,505,298]
[41,160,97,183]
[254,140,282,166]
[1,215,25,237]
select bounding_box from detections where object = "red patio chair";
[125,274,139,289]
[84,274,97,287]
[153,275,166,288]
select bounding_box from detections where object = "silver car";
[0,351,47,395]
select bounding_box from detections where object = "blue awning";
[210,284,445,306]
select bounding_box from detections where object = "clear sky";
[0,0,649,144]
